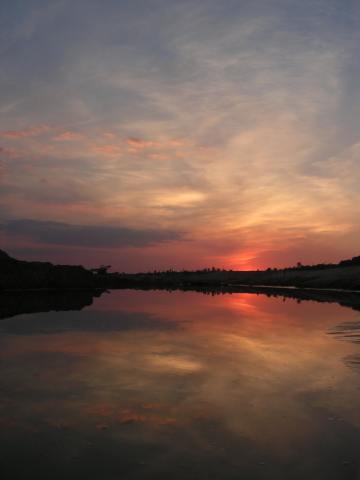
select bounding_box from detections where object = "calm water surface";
[1,290,360,479]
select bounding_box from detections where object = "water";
[1,289,360,479]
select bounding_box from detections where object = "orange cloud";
[52,131,83,141]
[149,153,169,161]
[0,124,50,139]
[167,139,185,147]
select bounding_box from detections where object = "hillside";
[0,249,96,290]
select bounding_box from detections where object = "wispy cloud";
[90,144,122,156]
[52,131,84,141]
[126,137,161,150]
[0,124,50,139]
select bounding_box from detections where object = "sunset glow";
[1,1,359,271]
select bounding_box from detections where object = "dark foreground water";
[1,289,360,479]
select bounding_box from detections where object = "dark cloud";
[1,219,182,248]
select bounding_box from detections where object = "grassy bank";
[98,264,360,291]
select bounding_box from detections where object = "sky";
[0,0,359,272]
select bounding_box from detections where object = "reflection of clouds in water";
[344,354,360,372]
[145,353,203,373]
[329,321,360,373]
[0,310,177,335]
[1,290,360,476]
[92,290,355,338]
[81,403,177,427]
[329,322,360,344]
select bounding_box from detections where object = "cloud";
[150,189,206,207]
[52,131,84,141]
[126,137,161,150]
[0,146,18,158]
[0,310,176,335]
[0,124,50,139]
[1,219,182,248]
[91,144,122,156]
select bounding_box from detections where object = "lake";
[1,289,360,479]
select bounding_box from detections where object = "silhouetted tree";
[91,265,111,275]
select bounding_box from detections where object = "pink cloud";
[125,137,186,153]
[52,131,84,141]
[91,144,122,156]
[126,137,160,150]
[0,146,19,158]
[0,124,50,139]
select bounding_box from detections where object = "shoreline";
[1,283,360,319]
[1,283,360,294]
[1,283,360,295]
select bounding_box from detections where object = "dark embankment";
[95,263,360,291]
[0,249,97,290]
[0,289,105,319]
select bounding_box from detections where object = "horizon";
[1,1,360,272]
[2,246,359,275]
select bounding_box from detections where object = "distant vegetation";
[131,256,360,275]
[265,256,360,272]
[94,254,360,292]
[1,249,360,292]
